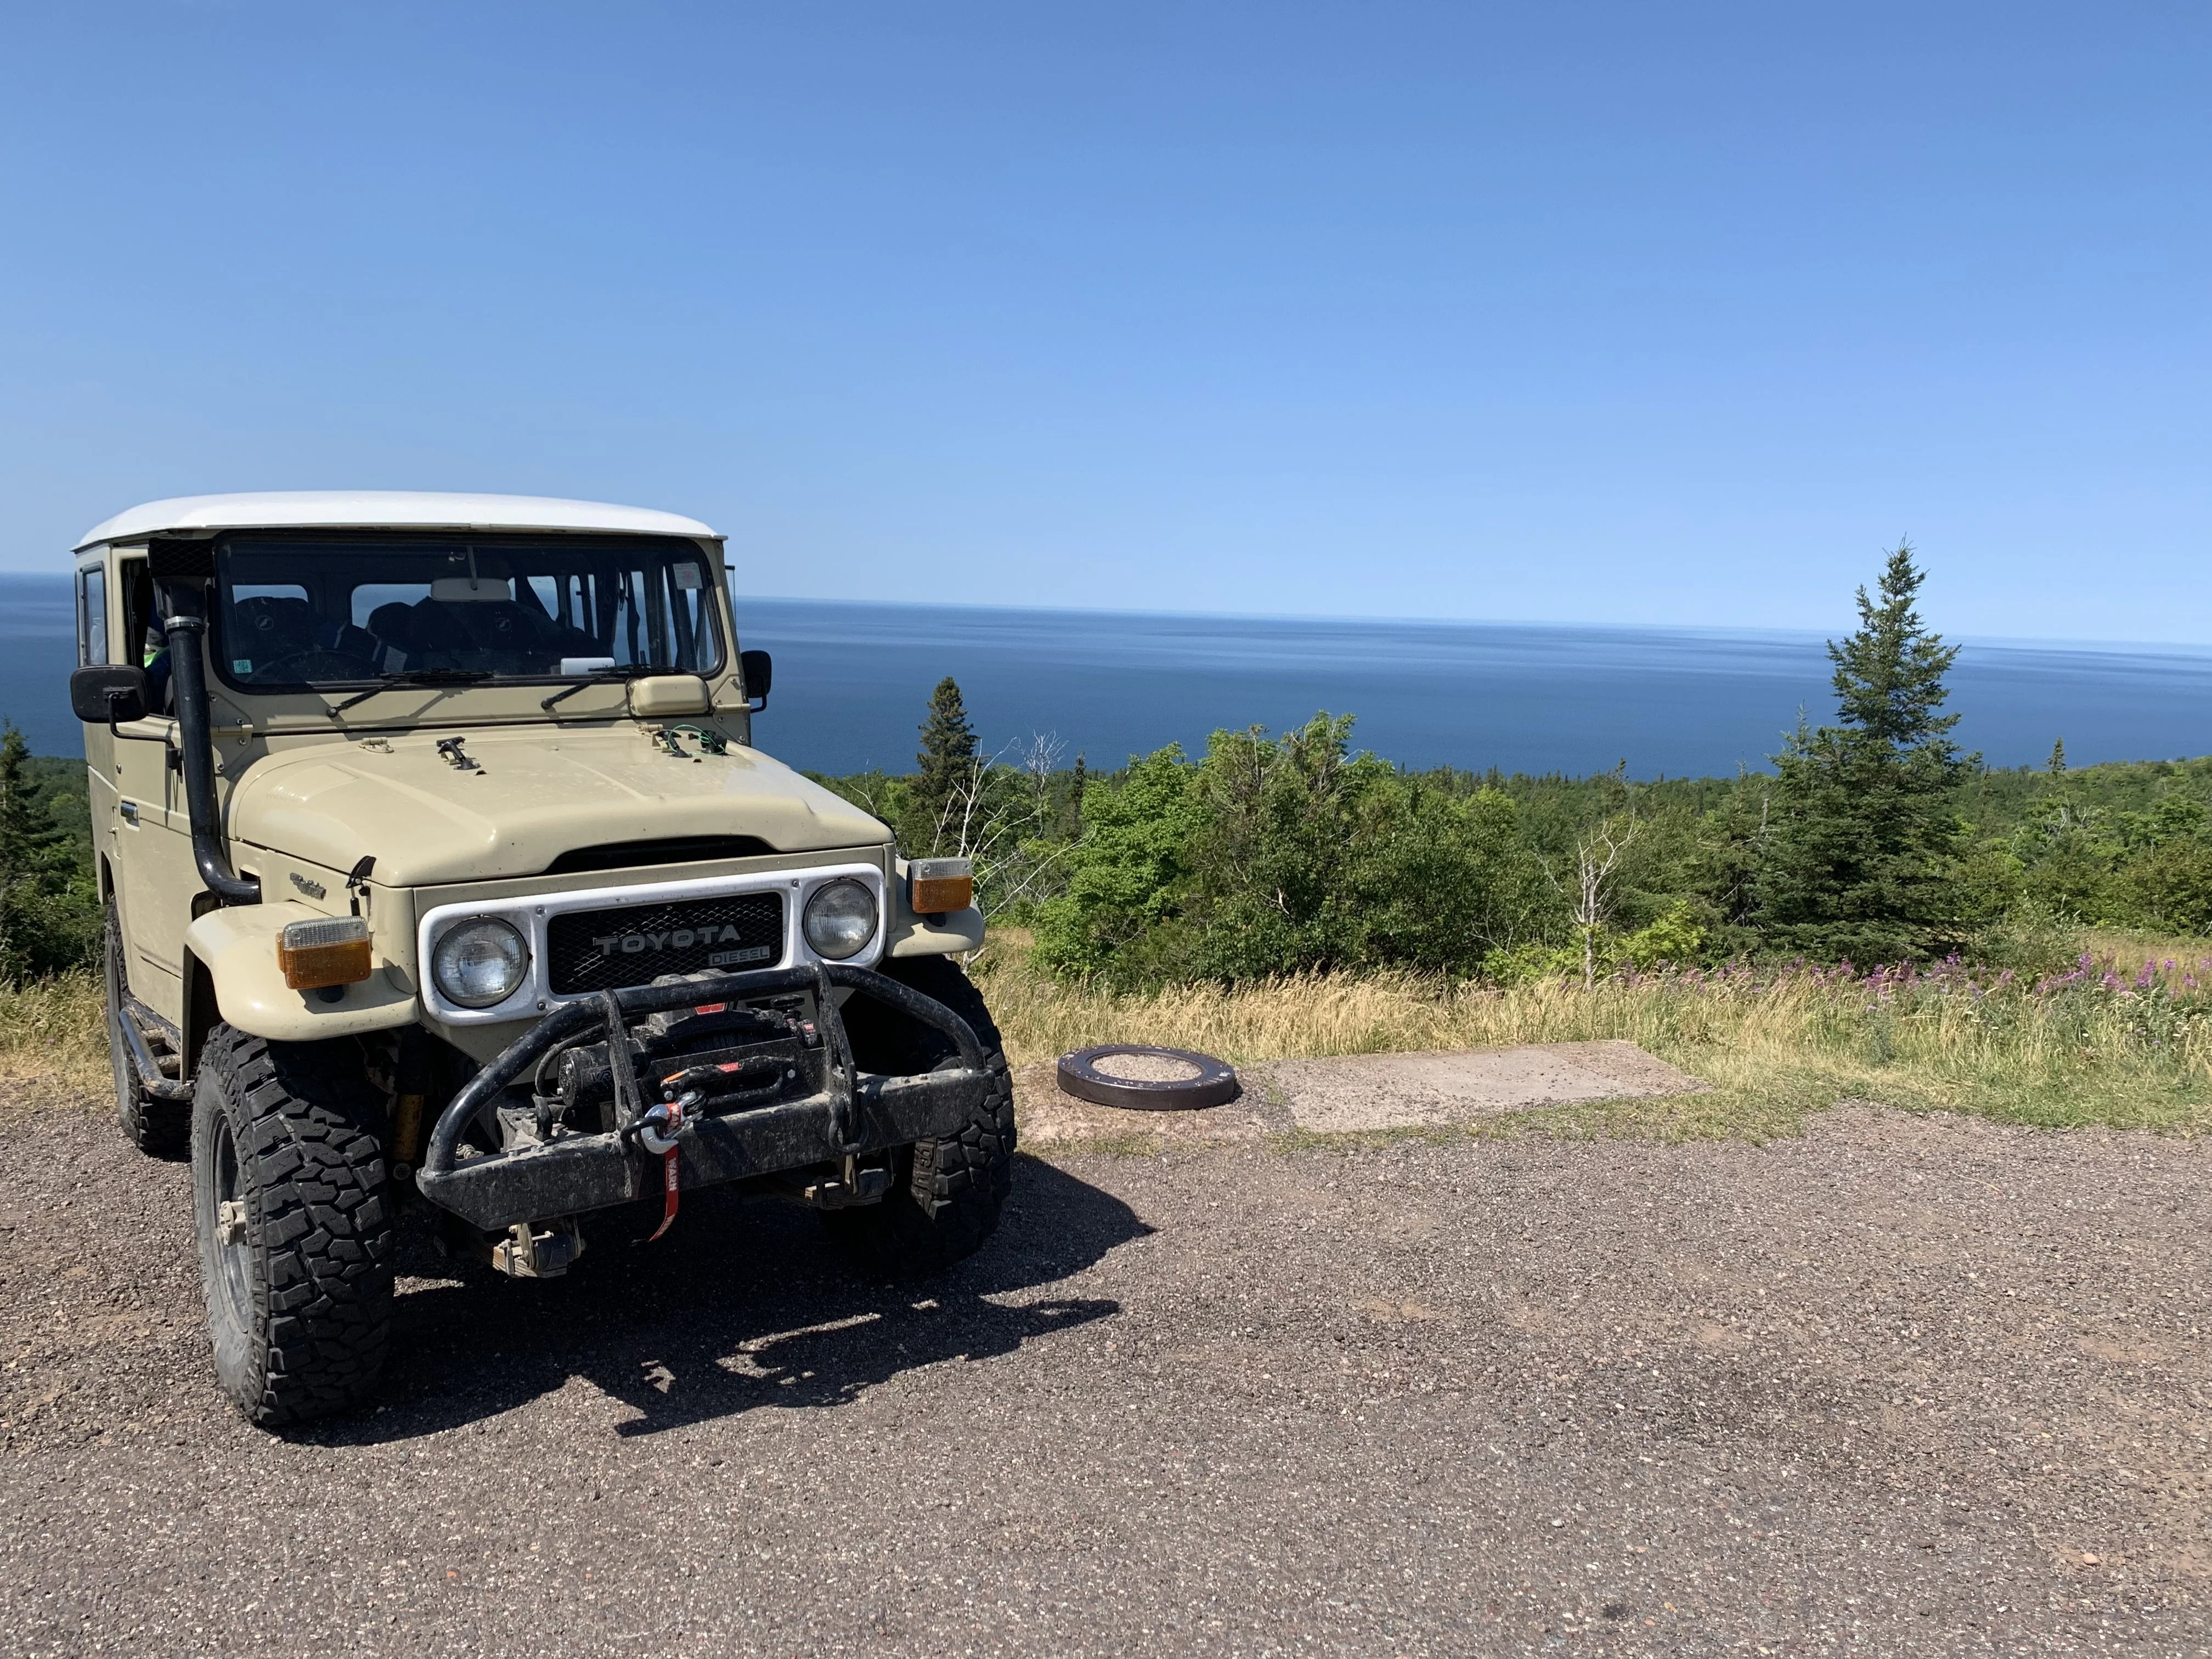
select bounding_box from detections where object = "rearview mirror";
[740,650,772,710]
[71,664,148,729]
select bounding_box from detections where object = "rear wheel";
[191,1025,394,1426]
[822,955,1017,1275]
[106,899,185,1158]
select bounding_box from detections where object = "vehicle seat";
[364,602,416,670]
[230,595,316,668]
[456,600,550,660]
[403,599,477,669]
[536,616,610,659]
[409,598,557,672]
[511,584,611,659]
[317,620,383,661]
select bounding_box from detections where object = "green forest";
[3,545,2204,991]
[0,738,100,984]
[822,547,2212,989]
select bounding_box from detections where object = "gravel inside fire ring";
[1082,1051,1209,1082]
[2,1097,2208,1656]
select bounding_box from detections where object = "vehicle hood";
[227,726,889,886]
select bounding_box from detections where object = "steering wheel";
[253,649,383,683]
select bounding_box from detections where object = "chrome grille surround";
[414,862,887,1026]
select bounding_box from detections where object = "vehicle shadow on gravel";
[307,1156,1147,1445]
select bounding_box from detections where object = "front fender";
[184,902,419,1043]
[885,906,985,958]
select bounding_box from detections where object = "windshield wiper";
[540,668,635,712]
[327,670,494,716]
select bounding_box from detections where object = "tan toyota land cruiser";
[69,491,1012,1427]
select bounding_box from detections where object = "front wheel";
[822,956,1017,1276]
[191,1025,394,1426]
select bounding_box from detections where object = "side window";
[118,559,158,667]
[76,566,108,666]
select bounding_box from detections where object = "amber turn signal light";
[277,915,373,991]
[909,857,973,916]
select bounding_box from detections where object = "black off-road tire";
[106,899,186,1158]
[822,955,1017,1276]
[191,1025,394,1426]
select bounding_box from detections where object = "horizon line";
[0,569,2204,659]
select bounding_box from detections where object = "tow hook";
[492,1218,585,1279]
[631,1096,689,1242]
[805,1153,894,1209]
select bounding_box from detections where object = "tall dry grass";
[2083,927,2212,979]
[11,938,2208,1141]
[0,973,109,1106]
[976,947,2212,1136]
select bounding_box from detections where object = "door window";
[76,566,108,666]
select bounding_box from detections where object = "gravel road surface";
[3,1099,2208,1656]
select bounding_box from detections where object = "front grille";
[546,891,786,995]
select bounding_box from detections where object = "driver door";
[97,556,200,1028]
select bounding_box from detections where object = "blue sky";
[2,3,2205,641]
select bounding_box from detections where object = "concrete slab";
[1014,1040,1707,1149]
[1254,1040,1708,1133]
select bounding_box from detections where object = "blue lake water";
[7,574,2207,778]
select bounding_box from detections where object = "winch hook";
[630,1092,695,1243]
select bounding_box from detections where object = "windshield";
[210,534,725,690]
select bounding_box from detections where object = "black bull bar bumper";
[414,963,989,1233]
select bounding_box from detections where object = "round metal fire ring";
[1056,1045,1241,1113]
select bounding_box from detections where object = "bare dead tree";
[1549,813,1640,990]
[929,732,1077,947]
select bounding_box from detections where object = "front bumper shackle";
[413,963,990,1234]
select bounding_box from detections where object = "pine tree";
[2048,737,2067,776]
[1752,544,1974,962]
[910,676,980,854]
[1068,752,1087,838]
[1691,772,1771,955]
[0,724,82,984]
[0,725,64,884]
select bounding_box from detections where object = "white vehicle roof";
[75,490,721,551]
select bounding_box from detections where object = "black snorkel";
[161,578,260,906]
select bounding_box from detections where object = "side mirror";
[71,664,148,729]
[740,649,772,710]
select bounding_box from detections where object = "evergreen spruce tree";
[1752,544,1974,962]
[1690,772,1771,956]
[2047,737,2067,775]
[0,724,79,983]
[910,676,980,854]
[1068,752,1087,838]
[0,725,64,886]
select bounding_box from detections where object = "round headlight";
[803,879,878,961]
[432,917,530,1008]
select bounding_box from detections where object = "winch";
[535,985,826,1132]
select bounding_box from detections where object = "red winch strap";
[645,1102,684,1242]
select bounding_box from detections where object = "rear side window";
[76,566,108,666]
